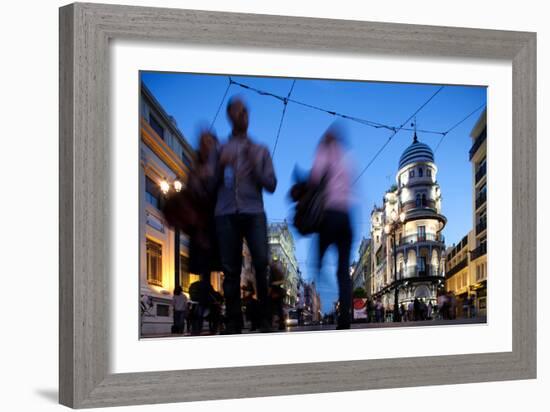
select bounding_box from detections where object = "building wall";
[268,221,300,308]
[370,137,446,311]
[469,110,488,316]
[139,83,221,335]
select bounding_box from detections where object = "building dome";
[398,133,434,170]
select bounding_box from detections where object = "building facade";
[351,237,372,295]
[268,221,300,308]
[469,109,488,316]
[139,83,222,335]
[302,281,321,324]
[445,231,475,317]
[370,132,447,311]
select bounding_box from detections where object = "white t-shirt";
[173,294,188,312]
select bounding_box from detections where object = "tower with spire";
[370,129,447,312]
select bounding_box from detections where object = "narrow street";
[141,317,487,338]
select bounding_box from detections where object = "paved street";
[141,317,487,338]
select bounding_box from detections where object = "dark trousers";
[318,210,352,328]
[216,213,269,332]
[173,310,186,334]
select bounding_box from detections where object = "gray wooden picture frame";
[59,2,536,409]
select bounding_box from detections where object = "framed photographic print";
[59,2,536,408]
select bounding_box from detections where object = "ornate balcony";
[475,191,487,210]
[469,127,487,160]
[475,164,487,184]
[398,233,444,248]
[471,242,487,260]
[476,220,487,235]
[446,257,468,278]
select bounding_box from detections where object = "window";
[146,239,163,286]
[418,167,423,177]
[416,193,421,207]
[409,169,415,178]
[478,210,487,226]
[156,304,170,317]
[476,263,488,281]
[421,194,427,206]
[418,257,426,274]
[417,226,426,241]
[145,176,161,209]
[149,114,164,139]
[427,168,432,177]
[477,157,487,173]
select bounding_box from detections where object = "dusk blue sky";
[141,71,486,313]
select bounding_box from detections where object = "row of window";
[476,262,487,282]
[146,238,199,291]
[409,166,432,179]
[399,166,433,187]
[448,271,468,291]
[145,176,161,209]
[148,112,192,168]
[415,193,429,207]
[375,225,428,245]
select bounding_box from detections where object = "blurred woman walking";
[310,125,354,330]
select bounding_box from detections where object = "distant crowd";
[356,291,478,324]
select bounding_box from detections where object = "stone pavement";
[141,316,487,339]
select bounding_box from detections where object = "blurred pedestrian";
[367,298,375,323]
[187,130,223,283]
[407,300,414,321]
[469,295,477,318]
[189,278,218,335]
[375,299,383,323]
[185,301,193,333]
[208,291,224,334]
[400,303,406,322]
[462,296,470,319]
[413,297,421,321]
[420,299,428,320]
[449,292,457,320]
[172,285,188,334]
[310,125,354,330]
[242,280,260,331]
[213,97,277,334]
[437,292,448,320]
[268,260,287,331]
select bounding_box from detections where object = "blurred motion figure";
[310,125,354,330]
[212,97,277,334]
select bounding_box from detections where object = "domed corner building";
[370,131,447,313]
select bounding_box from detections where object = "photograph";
[138,71,487,338]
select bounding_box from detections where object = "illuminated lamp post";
[385,210,406,323]
[160,178,183,288]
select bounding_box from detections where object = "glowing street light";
[159,180,170,195]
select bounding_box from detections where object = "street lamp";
[159,178,183,288]
[159,179,170,195]
[385,210,405,323]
